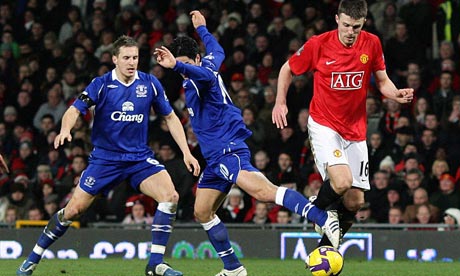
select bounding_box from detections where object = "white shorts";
[308,117,370,190]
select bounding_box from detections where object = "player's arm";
[155,46,212,82]
[191,10,225,69]
[374,70,413,104]
[272,61,294,129]
[163,111,200,176]
[54,106,81,149]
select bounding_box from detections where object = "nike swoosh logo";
[326,60,336,65]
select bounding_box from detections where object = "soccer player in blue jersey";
[17,35,200,276]
[154,11,340,276]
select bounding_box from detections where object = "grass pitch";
[3,258,460,275]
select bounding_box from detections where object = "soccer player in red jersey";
[272,0,414,247]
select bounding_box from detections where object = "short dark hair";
[338,0,367,20]
[169,36,199,60]
[112,35,138,57]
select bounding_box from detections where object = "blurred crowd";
[0,0,459,228]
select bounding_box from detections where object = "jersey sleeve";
[197,25,225,70]
[289,36,319,75]
[150,76,173,116]
[372,36,386,72]
[174,61,215,84]
[72,77,103,115]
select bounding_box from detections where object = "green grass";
[3,258,460,275]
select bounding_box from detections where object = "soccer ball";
[307,246,344,276]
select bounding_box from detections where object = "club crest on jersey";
[360,54,369,64]
[333,149,342,158]
[331,71,364,90]
[135,84,148,97]
[83,176,96,188]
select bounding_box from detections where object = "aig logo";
[331,71,364,90]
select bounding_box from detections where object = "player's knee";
[64,205,84,220]
[194,208,213,223]
[160,190,179,203]
[332,177,353,194]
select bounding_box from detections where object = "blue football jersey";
[73,70,173,162]
[173,26,252,163]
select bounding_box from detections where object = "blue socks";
[148,202,176,267]
[28,209,71,264]
[202,216,242,270]
[276,187,327,226]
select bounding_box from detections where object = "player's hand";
[394,88,414,104]
[154,46,176,69]
[272,103,289,129]
[190,10,206,29]
[54,132,72,149]
[183,153,200,176]
[0,154,9,174]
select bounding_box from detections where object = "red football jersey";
[289,30,385,141]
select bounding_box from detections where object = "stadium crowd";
[0,0,459,228]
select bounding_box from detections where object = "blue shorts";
[79,155,165,196]
[198,147,258,194]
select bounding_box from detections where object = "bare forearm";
[378,79,399,100]
[164,112,192,156]
[276,62,293,104]
[60,106,81,133]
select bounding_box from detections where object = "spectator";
[32,87,66,131]
[388,206,404,225]
[253,149,275,182]
[442,208,460,230]
[303,172,322,199]
[2,182,34,220]
[218,187,249,223]
[413,97,432,133]
[249,201,272,224]
[384,19,425,87]
[368,132,389,177]
[430,173,460,213]
[426,159,450,194]
[276,207,292,224]
[10,141,39,179]
[432,71,458,121]
[59,154,87,198]
[122,199,153,228]
[411,203,437,230]
[43,193,59,220]
[354,202,376,223]
[399,0,433,49]
[27,205,44,221]
[16,91,37,128]
[374,2,397,44]
[366,170,391,222]
[242,106,265,154]
[2,205,18,224]
[404,187,440,223]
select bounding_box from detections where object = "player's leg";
[194,166,247,276]
[139,170,182,276]
[17,186,95,275]
[236,170,340,248]
[317,140,369,247]
[307,117,354,210]
[313,164,353,209]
